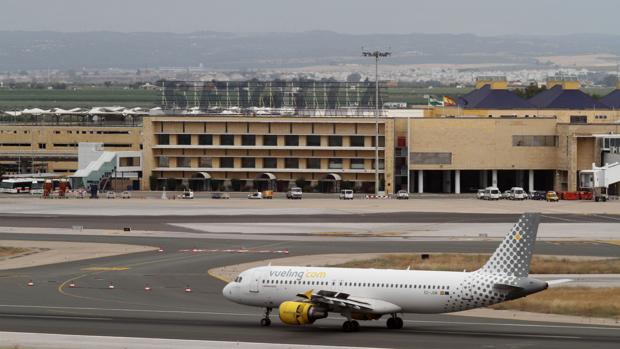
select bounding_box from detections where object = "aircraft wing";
[297,290,401,314]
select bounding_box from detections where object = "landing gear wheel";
[342,320,360,332]
[394,317,403,329]
[261,307,272,327]
[387,316,403,329]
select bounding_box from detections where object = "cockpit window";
[233,276,243,283]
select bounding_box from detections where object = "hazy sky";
[1,0,619,35]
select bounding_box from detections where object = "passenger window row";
[262,279,449,290]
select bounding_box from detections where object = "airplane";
[223,213,569,332]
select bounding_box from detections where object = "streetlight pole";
[362,49,391,195]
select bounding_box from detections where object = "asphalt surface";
[1,229,620,348]
[2,212,620,232]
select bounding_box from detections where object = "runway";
[1,230,620,348]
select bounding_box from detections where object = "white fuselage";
[223,265,493,314]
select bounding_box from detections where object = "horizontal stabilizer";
[493,283,523,292]
[546,279,573,286]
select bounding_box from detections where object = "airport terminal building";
[3,78,620,194]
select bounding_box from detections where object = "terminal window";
[199,157,213,167]
[285,158,299,168]
[350,136,365,147]
[241,158,256,168]
[198,134,213,145]
[328,136,343,147]
[285,135,299,146]
[220,135,235,146]
[177,134,192,145]
[220,157,234,168]
[328,158,343,169]
[411,152,452,165]
[263,157,277,168]
[158,156,169,167]
[512,135,558,147]
[350,159,365,169]
[306,135,321,146]
[177,157,191,167]
[263,135,277,146]
[307,158,321,169]
[242,135,256,146]
[157,134,170,145]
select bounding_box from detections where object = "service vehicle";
[121,191,132,199]
[261,190,273,199]
[339,189,354,200]
[212,192,230,199]
[501,190,512,199]
[248,192,263,199]
[476,189,486,199]
[396,190,409,200]
[180,190,194,199]
[286,187,303,200]
[546,191,559,202]
[530,191,546,200]
[0,178,33,193]
[483,187,501,200]
[106,191,116,199]
[510,187,527,200]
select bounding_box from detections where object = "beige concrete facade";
[0,125,141,174]
[142,116,391,193]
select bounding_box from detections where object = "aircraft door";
[249,270,261,293]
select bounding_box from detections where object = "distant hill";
[0,31,619,70]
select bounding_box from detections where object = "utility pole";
[362,49,391,195]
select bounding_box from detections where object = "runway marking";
[0,305,618,331]
[540,214,578,223]
[0,313,113,321]
[81,267,129,271]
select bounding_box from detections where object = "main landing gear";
[386,314,403,329]
[260,307,272,326]
[342,320,360,332]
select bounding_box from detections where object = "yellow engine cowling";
[278,301,327,325]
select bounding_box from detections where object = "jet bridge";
[579,162,620,201]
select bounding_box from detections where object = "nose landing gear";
[260,307,272,326]
[386,314,403,329]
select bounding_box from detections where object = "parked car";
[476,189,487,200]
[248,192,263,199]
[484,187,501,200]
[121,191,131,199]
[530,190,546,200]
[211,192,230,199]
[339,189,354,200]
[501,190,512,200]
[546,191,559,202]
[261,190,273,199]
[396,190,409,200]
[286,187,303,200]
[179,190,194,199]
[106,191,116,199]
[510,187,527,200]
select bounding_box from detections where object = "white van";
[484,187,501,200]
[339,189,354,200]
[510,187,526,200]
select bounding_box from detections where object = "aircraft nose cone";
[223,282,236,301]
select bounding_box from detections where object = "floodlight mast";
[362,49,391,195]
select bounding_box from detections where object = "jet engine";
[278,301,327,325]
